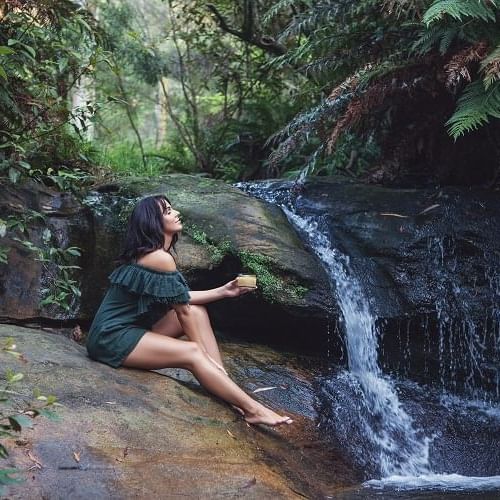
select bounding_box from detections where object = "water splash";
[428,234,500,400]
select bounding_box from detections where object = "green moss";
[238,250,308,303]
[183,225,309,303]
[183,223,231,264]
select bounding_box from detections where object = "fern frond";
[423,0,498,27]
[444,42,489,91]
[480,43,500,89]
[357,57,413,88]
[382,0,428,20]
[279,0,361,40]
[262,0,309,25]
[446,80,500,138]
[412,25,458,54]
[438,25,460,54]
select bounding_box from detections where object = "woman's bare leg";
[153,305,224,368]
[123,332,292,426]
[154,307,245,413]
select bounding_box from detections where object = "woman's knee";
[183,341,205,369]
[190,304,206,315]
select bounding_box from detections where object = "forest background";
[1,0,499,191]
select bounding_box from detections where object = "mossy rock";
[81,175,331,347]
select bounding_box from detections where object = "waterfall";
[239,180,500,491]
[283,208,431,477]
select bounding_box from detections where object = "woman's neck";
[163,234,173,252]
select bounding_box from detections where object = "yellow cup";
[236,274,257,288]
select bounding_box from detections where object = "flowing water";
[238,180,500,496]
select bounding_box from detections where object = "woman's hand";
[222,279,256,298]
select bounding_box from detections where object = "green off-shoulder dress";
[86,263,191,368]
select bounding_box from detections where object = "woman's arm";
[189,279,253,305]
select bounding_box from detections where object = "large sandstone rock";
[0,176,330,347]
[0,325,360,498]
[81,175,331,345]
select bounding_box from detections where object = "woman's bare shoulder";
[136,250,176,272]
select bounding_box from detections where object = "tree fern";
[480,43,500,88]
[423,0,498,26]
[438,25,461,54]
[446,80,500,138]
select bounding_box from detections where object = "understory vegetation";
[0,0,498,188]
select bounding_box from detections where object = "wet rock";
[0,324,361,498]
[246,177,500,397]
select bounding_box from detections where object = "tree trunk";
[155,79,168,147]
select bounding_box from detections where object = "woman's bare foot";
[244,405,293,426]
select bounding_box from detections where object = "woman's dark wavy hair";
[118,194,178,264]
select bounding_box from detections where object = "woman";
[87,194,293,426]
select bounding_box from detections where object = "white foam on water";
[364,473,500,491]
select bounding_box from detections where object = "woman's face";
[160,200,182,235]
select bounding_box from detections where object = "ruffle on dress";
[109,264,191,315]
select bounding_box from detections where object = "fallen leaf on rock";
[380,213,408,218]
[115,446,129,462]
[226,429,236,439]
[418,204,440,215]
[26,450,42,469]
[242,477,256,489]
[73,451,81,463]
[71,325,83,342]
[252,386,278,393]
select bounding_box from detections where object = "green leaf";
[21,44,36,59]
[0,248,9,264]
[0,443,8,458]
[8,414,33,431]
[37,408,60,421]
[65,247,81,257]
[0,66,7,81]
[42,228,51,243]
[0,46,15,55]
[8,167,20,184]
[17,161,31,170]
[5,349,21,359]
[0,468,23,486]
[7,372,23,383]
